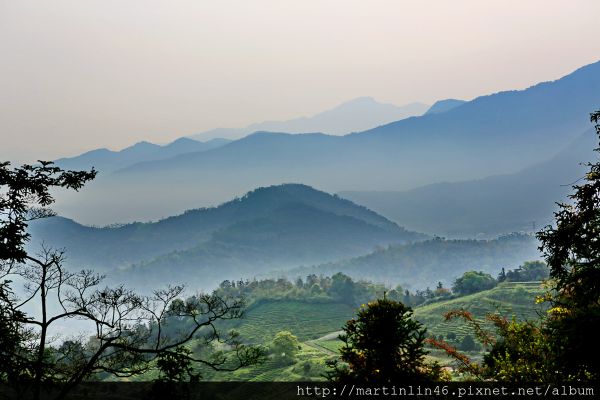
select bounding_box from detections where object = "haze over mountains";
[424,99,467,115]
[296,233,540,288]
[29,184,424,290]
[190,97,429,141]
[53,61,600,226]
[55,137,230,173]
[342,126,598,238]
[53,98,427,174]
[28,183,540,291]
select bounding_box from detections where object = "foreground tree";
[536,110,600,380]
[0,161,262,399]
[327,297,441,383]
[431,111,600,382]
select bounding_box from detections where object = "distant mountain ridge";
[424,99,467,115]
[54,61,600,224]
[55,137,230,173]
[190,97,429,140]
[29,184,425,289]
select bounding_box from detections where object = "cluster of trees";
[451,261,549,296]
[451,271,498,296]
[497,261,549,283]
[214,273,451,308]
[269,331,301,366]
[213,261,548,314]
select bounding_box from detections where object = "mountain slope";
[413,281,546,342]
[341,126,597,237]
[424,99,466,115]
[129,201,425,288]
[55,61,600,224]
[29,184,424,288]
[191,97,429,140]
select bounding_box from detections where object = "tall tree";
[327,298,440,383]
[537,110,600,380]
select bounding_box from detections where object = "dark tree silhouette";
[327,298,441,383]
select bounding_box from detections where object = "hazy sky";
[1,0,600,162]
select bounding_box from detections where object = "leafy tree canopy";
[327,298,441,383]
[452,271,497,295]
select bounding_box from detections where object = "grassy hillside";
[413,281,547,341]
[226,299,357,343]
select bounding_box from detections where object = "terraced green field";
[311,338,343,353]
[228,299,357,342]
[413,281,547,341]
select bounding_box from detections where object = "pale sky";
[1,0,600,162]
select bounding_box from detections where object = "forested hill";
[27,184,424,287]
[292,233,541,289]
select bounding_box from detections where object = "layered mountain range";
[52,61,600,226]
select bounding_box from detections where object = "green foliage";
[483,319,555,382]
[270,331,300,365]
[500,261,549,282]
[215,274,437,311]
[328,298,441,383]
[452,271,497,295]
[195,342,332,382]
[0,281,32,384]
[329,272,356,304]
[536,110,600,381]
